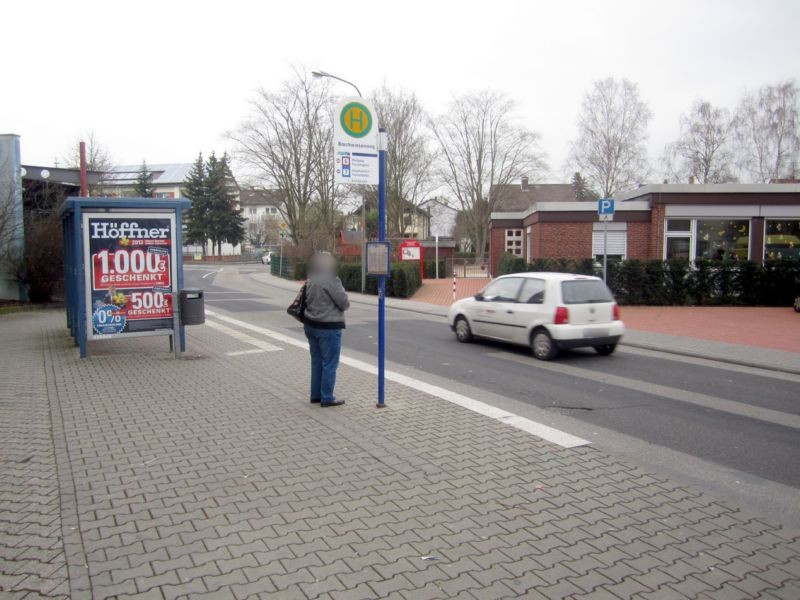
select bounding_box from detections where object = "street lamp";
[312,69,367,293]
[311,70,363,98]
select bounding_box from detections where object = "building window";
[592,223,626,262]
[154,192,174,199]
[249,207,257,215]
[505,229,523,256]
[696,219,749,260]
[765,219,800,259]
[664,218,750,260]
[666,237,691,260]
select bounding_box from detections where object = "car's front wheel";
[454,316,473,343]
[594,344,617,356]
[531,329,557,361]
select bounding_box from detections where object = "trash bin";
[179,289,205,325]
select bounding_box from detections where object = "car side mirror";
[474,293,484,301]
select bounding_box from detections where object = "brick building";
[489,181,800,275]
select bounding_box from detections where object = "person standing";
[303,252,350,407]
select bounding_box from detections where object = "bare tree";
[60,130,115,195]
[733,80,800,182]
[430,91,547,260]
[568,77,651,197]
[229,72,337,248]
[663,101,736,183]
[309,114,344,252]
[246,214,281,249]
[372,86,432,237]
[0,184,24,280]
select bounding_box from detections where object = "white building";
[239,187,284,251]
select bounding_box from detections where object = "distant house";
[418,197,457,238]
[102,163,195,198]
[239,187,284,250]
[346,197,430,239]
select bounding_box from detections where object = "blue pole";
[377,128,387,408]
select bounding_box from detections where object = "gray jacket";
[304,274,350,329]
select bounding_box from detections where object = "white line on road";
[201,269,223,279]
[205,319,282,353]
[226,349,268,357]
[204,309,591,448]
[487,351,800,430]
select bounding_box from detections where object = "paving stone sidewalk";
[1,310,799,599]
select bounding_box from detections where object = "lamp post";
[312,70,367,293]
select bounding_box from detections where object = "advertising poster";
[84,213,176,338]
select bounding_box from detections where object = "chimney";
[520,176,529,191]
[688,175,695,184]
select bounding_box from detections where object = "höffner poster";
[84,213,176,338]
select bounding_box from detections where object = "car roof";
[495,272,601,282]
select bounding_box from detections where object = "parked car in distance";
[448,272,624,360]
[261,253,272,265]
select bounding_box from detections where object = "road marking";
[204,309,590,448]
[201,269,223,279]
[205,319,282,352]
[487,351,800,430]
[226,349,267,357]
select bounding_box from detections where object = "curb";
[619,340,800,376]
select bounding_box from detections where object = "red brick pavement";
[620,306,800,353]
[411,277,489,305]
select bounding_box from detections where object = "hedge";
[423,259,448,278]
[494,252,800,306]
[337,261,423,298]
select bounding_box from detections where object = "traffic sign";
[598,198,615,222]
[333,97,379,185]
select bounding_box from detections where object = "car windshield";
[561,280,613,304]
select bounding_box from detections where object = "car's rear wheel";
[594,344,617,356]
[531,329,557,361]
[454,316,473,343]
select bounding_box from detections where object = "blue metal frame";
[377,130,387,407]
[59,197,191,357]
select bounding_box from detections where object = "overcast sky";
[4,0,799,182]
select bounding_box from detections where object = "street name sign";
[334,97,379,185]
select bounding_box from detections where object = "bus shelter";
[60,197,191,358]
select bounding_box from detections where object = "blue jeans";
[304,325,342,403]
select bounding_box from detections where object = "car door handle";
[506,310,514,314]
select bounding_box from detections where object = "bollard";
[452,273,457,301]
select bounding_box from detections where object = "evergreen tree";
[571,172,599,201]
[133,161,156,198]
[206,152,246,256]
[183,153,210,257]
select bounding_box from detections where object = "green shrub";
[293,262,307,281]
[497,252,526,275]
[423,259,448,278]
[664,259,691,305]
[337,260,421,297]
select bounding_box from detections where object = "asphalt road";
[185,264,800,528]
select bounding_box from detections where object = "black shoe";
[320,400,345,407]
[310,398,321,404]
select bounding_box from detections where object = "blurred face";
[311,253,336,274]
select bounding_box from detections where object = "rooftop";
[239,187,284,207]
[106,163,194,185]
[491,182,578,211]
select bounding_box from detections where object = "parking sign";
[598,198,615,222]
